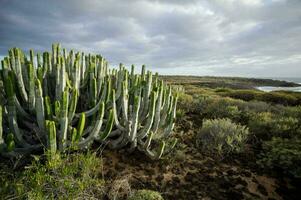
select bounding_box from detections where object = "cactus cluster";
[0,44,178,159]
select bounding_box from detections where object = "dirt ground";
[101,116,300,200]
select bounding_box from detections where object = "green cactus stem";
[0,43,178,160]
[46,120,57,156]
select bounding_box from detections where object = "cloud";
[0,0,300,77]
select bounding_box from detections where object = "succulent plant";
[0,43,178,159]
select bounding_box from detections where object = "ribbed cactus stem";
[76,113,86,141]
[35,79,46,133]
[58,90,69,151]
[68,89,78,123]
[159,86,172,126]
[6,133,15,152]
[129,95,141,142]
[14,49,28,102]
[137,91,157,140]
[99,109,114,140]
[112,89,126,131]
[143,140,166,160]
[141,71,152,118]
[105,77,112,103]
[5,76,30,147]
[71,127,78,146]
[80,52,85,80]
[74,56,81,90]
[163,95,178,137]
[144,131,154,149]
[78,102,105,149]
[58,56,66,100]
[8,49,15,70]
[90,77,97,106]
[37,67,44,84]
[115,65,124,99]
[55,57,61,100]
[121,80,129,122]
[54,100,61,117]
[28,63,35,111]
[30,49,35,66]
[52,44,57,65]
[37,53,42,67]
[46,120,57,157]
[152,81,163,133]
[141,65,146,81]
[44,96,52,119]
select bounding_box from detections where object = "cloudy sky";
[0,0,301,77]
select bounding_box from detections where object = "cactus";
[0,43,178,160]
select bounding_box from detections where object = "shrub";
[259,92,298,106]
[176,109,186,120]
[221,89,301,106]
[128,189,164,200]
[214,87,232,93]
[258,137,301,178]
[221,89,262,101]
[248,112,300,140]
[241,101,271,113]
[177,92,197,113]
[196,118,249,156]
[0,152,105,199]
[282,106,301,120]
[199,97,244,122]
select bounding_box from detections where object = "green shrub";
[128,189,164,200]
[198,97,244,122]
[249,112,300,140]
[214,87,232,93]
[0,152,105,199]
[177,92,197,113]
[282,106,301,120]
[176,109,186,119]
[221,89,262,101]
[258,137,301,178]
[196,118,249,156]
[221,89,301,106]
[259,92,298,106]
[241,101,271,113]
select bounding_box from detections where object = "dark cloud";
[0,0,301,77]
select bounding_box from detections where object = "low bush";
[177,92,198,113]
[128,189,164,200]
[198,97,246,123]
[258,137,301,178]
[282,106,301,119]
[248,112,300,140]
[259,92,299,106]
[196,118,249,156]
[0,152,105,199]
[220,89,301,106]
[223,89,262,101]
[240,100,271,113]
[214,87,232,93]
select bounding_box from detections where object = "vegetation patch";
[0,152,105,199]
[196,118,249,156]
[128,189,164,200]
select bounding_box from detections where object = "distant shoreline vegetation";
[160,75,301,89]
[262,77,301,84]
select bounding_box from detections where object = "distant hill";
[160,76,301,90]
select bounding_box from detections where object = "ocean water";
[257,86,301,92]
[257,77,301,92]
